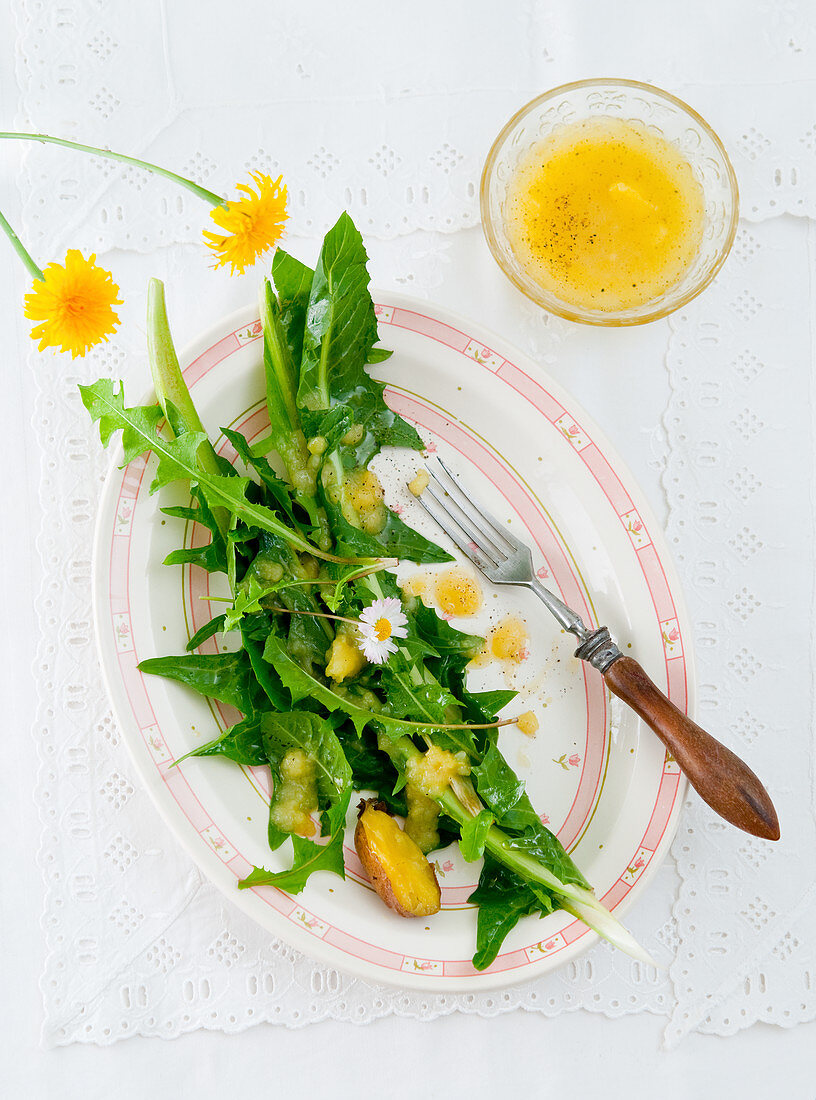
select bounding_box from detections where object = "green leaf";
[244,635,290,709]
[240,831,346,894]
[161,488,229,576]
[472,740,541,831]
[410,605,492,726]
[263,633,439,743]
[335,723,406,814]
[238,559,334,675]
[296,212,423,459]
[260,279,301,443]
[261,712,352,834]
[458,810,495,862]
[195,471,315,555]
[271,248,314,381]
[320,560,387,614]
[308,387,423,471]
[80,377,163,458]
[378,653,457,726]
[138,650,260,714]
[80,379,329,560]
[298,212,380,410]
[160,504,207,523]
[239,711,352,892]
[185,613,226,651]
[468,857,555,970]
[263,633,372,734]
[377,648,478,758]
[282,589,334,674]
[220,427,299,525]
[222,575,275,633]
[297,406,353,462]
[506,821,590,891]
[81,378,208,496]
[464,689,518,720]
[412,603,483,658]
[175,715,267,767]
[323,489,452,565]
[163,542,225,573]
[257,278,323,514]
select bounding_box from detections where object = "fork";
[414,456,780,842]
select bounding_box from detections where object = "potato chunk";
[408,468,429,497]
[517,710,539,737]
[354,800,441,918]
[325,627,366,682]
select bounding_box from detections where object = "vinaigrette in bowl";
[505,116,705,314]
[481,79,738,326]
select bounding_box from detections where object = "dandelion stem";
[0,132,226,208]
[200,569,398,603]
[0,208,44,280]
[268,607,360,627]
[387,716,518,731]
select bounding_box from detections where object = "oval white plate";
[92,293,690,991]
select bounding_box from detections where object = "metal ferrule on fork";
[573,627,622,674]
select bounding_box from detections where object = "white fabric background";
[3,1,816,1095]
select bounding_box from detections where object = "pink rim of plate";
[95,294,690,990]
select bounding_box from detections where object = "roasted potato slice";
[354,800,441,918]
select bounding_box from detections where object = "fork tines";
[415,457,523,579]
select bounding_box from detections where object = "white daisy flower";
[357,596,408,664]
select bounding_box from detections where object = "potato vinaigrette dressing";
[506,116,705,312]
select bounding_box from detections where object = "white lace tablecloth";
[10,0,816,1049]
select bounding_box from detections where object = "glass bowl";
[480,78,739,326]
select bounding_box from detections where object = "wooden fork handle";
[604,656,780,841]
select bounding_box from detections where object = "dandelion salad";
[83,214,651,969]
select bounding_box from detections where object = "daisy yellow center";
[374,618,393,641]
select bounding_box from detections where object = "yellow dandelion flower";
[24,250,122,358]
[203,172,288,275]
